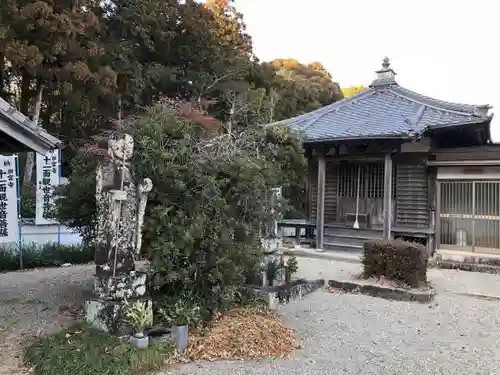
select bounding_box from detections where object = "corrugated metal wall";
[395,164,429,228]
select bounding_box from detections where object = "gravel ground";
[168,258,500,375]
[289,257,500,297]
[2,259,500,375]
[172,290,500,375]
[0,264,94,375]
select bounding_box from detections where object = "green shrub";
[157,297,201,327]
[53,154,98,245]
[285,256,298,283]
[286,256,298,275]
[0,243,94,272]
[362,239,428,288]
[265,258,282,286]
[55,102,306,320]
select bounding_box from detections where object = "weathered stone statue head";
[109,134,134,161]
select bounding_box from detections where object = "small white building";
[0,97,64,249]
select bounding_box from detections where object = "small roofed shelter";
[0,98,61,154]
[277,57,493,255]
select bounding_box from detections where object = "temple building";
[278,57,498,258]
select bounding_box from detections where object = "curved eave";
[302,116,492,146]
[392,86,490,118]
[423,114,493,131]
[303,134,415,146]
[0,111,62,154]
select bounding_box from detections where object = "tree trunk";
[117,94,122,121]
[20,72,31,116]
[268,89,278,123]
[0,51,5,99]
[22,82,43,187]
[227,96,236,134]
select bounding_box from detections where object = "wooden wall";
[309,158,318,219]
[433,146,500,161]
[395,163,429,228]
[324,162,338,222]
[309,158,337,222]
[308,155,431,230]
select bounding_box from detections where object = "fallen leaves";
[185,305,295,361]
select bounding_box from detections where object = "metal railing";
[438,180,500,253]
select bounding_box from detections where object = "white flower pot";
[130,331,149,348]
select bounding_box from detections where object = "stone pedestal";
[85,271,152,335]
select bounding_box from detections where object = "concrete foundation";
[434,249,500,274]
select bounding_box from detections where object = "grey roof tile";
[274,59,493,143]
[0,97,62,151]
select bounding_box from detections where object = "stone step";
[324,233,373,247]
[436,260,500,274]
[324,225,382,239]
[282,248,361,263]
[323,241,363,255]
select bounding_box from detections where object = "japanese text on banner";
[35,150,60,225]
[0,155,19,243]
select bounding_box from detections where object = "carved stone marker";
[85,133,153,334]
[261,186,283,253]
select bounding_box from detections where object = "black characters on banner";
[0,155,18,242]
[36,150,60,225]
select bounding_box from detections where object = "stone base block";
[261,237,282,253]
[85,296,152,335]
[248,279,325,310]
[433,249,500,274]
[93,271,148,300]
[327,279,435,303]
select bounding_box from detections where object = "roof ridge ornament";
[473,104,491,117]
[371,57,397,87]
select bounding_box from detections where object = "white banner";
[36,149,60,225]
[0,155,18,243]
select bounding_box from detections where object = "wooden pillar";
[382,153,393,240]
[428,166,437,256]
[316,154,326,249]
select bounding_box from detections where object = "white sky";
[236,0,500,140]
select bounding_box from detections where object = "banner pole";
[15,154,22,269]
[57,149,61,246]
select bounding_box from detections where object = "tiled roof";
[0,97,62,152]
[274,58,493,143]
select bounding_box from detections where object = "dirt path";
[0,264,95,375]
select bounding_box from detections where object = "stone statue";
[94,133,152,278]
[86,133,153,335]
[136,178,153,254]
